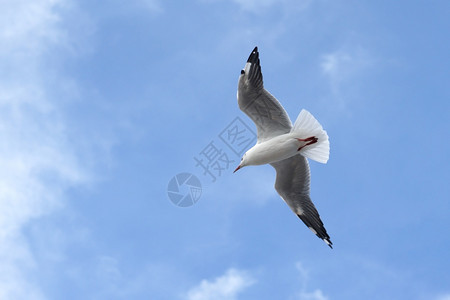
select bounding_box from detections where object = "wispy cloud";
[292,262,328,300]
[139,0,163,13]
[0,0,91,298]
[231,0,278,11]
[297,290,328,300]
[106,0,163,14]
[234,0,313,13]
[186,268,256,300]
[436,294,450,300]
[200,0,312,14]
[320,46,373,110]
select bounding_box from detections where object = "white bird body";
[244,133,299,165]
[243,132,321,166]
[234,47,333,248]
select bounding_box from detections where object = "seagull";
[234,47,333,248]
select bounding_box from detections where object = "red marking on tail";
[297,136,318,151]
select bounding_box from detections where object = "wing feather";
[237,47,292,142]
[271,155,333,248]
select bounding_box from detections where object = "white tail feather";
[291,109,330,164]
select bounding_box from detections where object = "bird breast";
[246,133,299,166]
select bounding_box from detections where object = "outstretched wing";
[271,155,333,248]
[237,47,292,143]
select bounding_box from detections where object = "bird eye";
[241,158,243,161]
[240,70,245,75]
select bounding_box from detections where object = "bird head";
[234,153,248,173]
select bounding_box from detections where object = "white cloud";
[318,46,374,113]
[0,0,91,298]
[106,0,162,14]
[201,0,312,14]
[321,51,352,77]
[320,47,372,97]
[139,0,163,12]
[233,0,313,12]
[186,268,256,300]
[436,294,450,300]
[297,290,328,300]
[293,262,328,300]
[231,0,278,10]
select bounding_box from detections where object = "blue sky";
[1,0,449,299]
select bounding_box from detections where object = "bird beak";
[233,165,241,173]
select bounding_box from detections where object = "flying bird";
[234,47,332,248]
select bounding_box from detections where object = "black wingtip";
[327,241,333,249]
[247,46,259,63]
[296,213,333,249]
